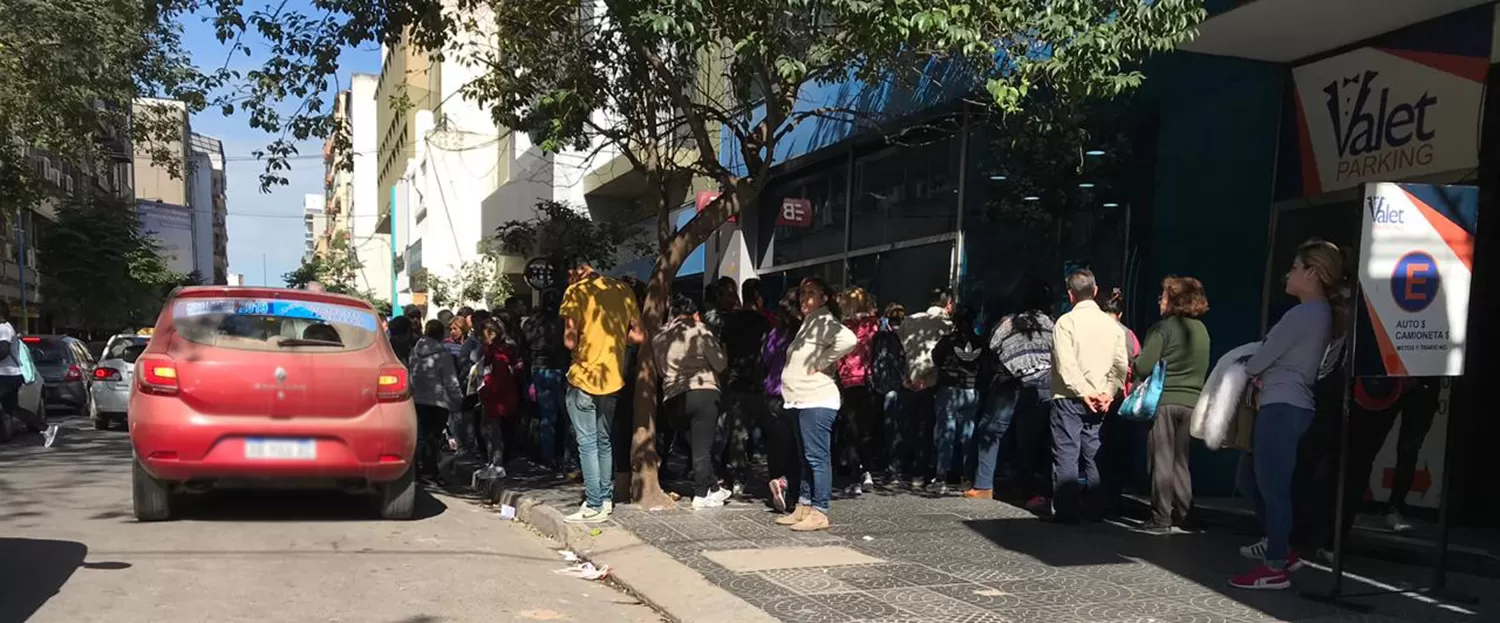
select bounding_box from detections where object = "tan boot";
[790,508,830,532]
[775,505,810,526]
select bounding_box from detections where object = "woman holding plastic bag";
[1230,239,1347,591]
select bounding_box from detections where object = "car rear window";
[170,297,380,352]
[28,341,71,364]
[104,337,150,361]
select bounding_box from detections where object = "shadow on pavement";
[0,538,88,623]
[964,516,1489,623]
[171,488,447,522]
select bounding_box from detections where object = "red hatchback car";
[129,286,418,521]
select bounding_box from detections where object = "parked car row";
[0,332,152,442]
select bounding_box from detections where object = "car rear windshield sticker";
[174,299,379,331]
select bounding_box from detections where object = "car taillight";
[93,367,122,381]
[63,365,82,382]
[377,365,409,402]
[138,355,179,395]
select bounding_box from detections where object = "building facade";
[189,133,228,283]
[303,193,325,260]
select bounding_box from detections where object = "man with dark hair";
[560,260,644,523]
[437,309,454,326]
[505,295,531,318]
[1048,268,1129,523]
[719,276,772,493]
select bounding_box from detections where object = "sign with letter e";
[777,198,813,227]
[1354,183,1477,377]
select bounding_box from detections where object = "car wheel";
[91,410,109,430]
[132,458,174,521]
[378,466,417,520]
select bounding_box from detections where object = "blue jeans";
[972,385,1045,490]
[1239,402,1316,568]
[933,387,979,480]
[565,385,618,509]
[1051,397,1104,520]
[533,369,566,463]
[795,407,838,512]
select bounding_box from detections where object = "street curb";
[491,486,779,623]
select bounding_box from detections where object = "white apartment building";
[189,133,228,283]
[302,194,325,260]
[342,74,391,303]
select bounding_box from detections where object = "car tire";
[378,466,417,521]
[92,411,109,430]
[132,458,173,521]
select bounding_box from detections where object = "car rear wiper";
[277,338,344,347]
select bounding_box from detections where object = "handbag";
[1117,320,1169,422]
[1117,360,1165,422]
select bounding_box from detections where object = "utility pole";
[15,213,28,334]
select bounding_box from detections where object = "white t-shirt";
[0,322,21,377]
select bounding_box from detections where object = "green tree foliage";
[185,0,1205,505]
[0,0,220,216]
[38,196,185,331]
[425,251,515,310]
[494,200,654,272]
[284,233,394,313]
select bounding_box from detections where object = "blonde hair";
[839,286,876,320]
[1296,239,1350,338]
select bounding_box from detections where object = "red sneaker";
[1230,565,1291,590]
[1025,496,1050,513]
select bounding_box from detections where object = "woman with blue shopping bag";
[1124,277,1211,535]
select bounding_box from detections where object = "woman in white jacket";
[775,277,857,532]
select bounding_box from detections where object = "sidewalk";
[470,464,1496,623]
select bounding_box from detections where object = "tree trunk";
[627,264,675,510]
[625,182,748,509]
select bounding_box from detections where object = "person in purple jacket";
[763,289,804,513]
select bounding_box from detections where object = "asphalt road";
[0,415,664,623]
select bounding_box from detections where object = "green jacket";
[1132,315,1211,408]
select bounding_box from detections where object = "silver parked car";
[88,334,149,430]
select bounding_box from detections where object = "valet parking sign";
[1354,183,1477,377]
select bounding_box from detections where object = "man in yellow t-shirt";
[558,258,643,523]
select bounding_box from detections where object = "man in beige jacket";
[1048,269,1129,522]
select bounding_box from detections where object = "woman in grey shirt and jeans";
[1231,240,1346,591]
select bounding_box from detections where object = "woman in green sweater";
[1135,276,1212,535]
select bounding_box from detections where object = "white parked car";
[88,334,149,430]
[0,341,48,443]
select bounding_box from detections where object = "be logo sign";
[1292,46,1483,195]
[777,198,812,227]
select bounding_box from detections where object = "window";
[171,297,380,352]
[761,164,848,268]
[104,337,150,362]
[848,242,954,312]
[851,137,960,249]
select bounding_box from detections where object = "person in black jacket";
[870,304,909,482]
[719,281,773,493]
[929,305,990,493]
[525,289,570,468]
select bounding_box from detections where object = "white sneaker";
[691,495,723,509]
[861,471,875,492]
[564,505,610,524]
[845,483,864,496]
[42,425,59,448]
[708,487,732,505]
[1387,509,1413,532]
[1240,538,1268,560]
[731,482,745,498]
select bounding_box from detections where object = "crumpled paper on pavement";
[553,562,610,581]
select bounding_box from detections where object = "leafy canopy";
[0,0,222,214]
[38,195,187,331]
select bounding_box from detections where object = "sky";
[175,5,380,286]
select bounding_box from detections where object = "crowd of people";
[384,239,1429,592]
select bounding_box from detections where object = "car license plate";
[244,438,316,460]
